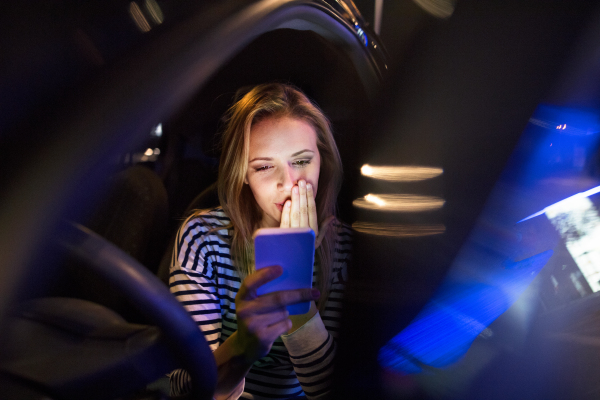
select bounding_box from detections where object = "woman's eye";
[293,160,311,168]
[255,165,272,172]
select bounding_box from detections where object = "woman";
[169,83,352,399]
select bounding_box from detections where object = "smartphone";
[254,227,315,315]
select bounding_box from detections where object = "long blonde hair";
[212,83,343,310]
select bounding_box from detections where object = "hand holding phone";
[234,265,319,363]
[254,227,315,315]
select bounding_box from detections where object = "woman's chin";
[259,214,280,229]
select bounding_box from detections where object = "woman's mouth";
[275,200,289,212]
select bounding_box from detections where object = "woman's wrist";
[281,310,328,355]
[212,332,254,398]
[286,301,318,334]
[226,331,258,367]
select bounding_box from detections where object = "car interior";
[0,2,382,398]
[2,0,600,399]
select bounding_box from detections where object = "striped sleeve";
[278,222,352,399]
[321,223,352,335]
[168,215,227,396]
[281,313,336,399]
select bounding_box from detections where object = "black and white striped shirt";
[169,208,351,399]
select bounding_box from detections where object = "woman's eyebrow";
[248,157,273,163]
[248,150,314,163]
[291,149,315,157]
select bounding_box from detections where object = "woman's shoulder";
[332,219,353,242]
[178,208,231,242]
[183,207,230,229]
[188,207,229,221]
[329,218,352,259]
[175,208,233,275]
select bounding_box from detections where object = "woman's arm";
[213,266,321,398]
[169,263,223,396]
[282,308,336,399]
[210,265,290,397]
[210,332,252,399]
[278,180,342,398]
[170,264,319,398]
[287,301,318,333]
[284,223,352,400]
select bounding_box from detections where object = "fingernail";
[306,183,312,190]
[286,201,291,207]
[293,186,298,194]
[311,289,320,298]
[299,180,305,188]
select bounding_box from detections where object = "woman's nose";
[279,166,300,192]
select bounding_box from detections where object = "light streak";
[145,0,164,24]
[352,222,445,237]
[412,0,456,19]
[545,195,600,293]
[129,2,151,32]
[353,194,445,212]
[361,164,443,182]
[518,185,600,222]
[364,194,386,207]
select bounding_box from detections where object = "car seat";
[52,164,169,323]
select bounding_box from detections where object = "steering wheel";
[0,221,217,399]
[56,222,218,399]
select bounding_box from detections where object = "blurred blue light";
[354,24,368,47]
[519,185,600,222]
[379,104,600,375]
[379,250,552,373]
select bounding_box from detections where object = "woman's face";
[246,116,321,228]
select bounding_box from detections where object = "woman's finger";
[298,180,309,227]
[237,266,282,301]
[279,200,291,228]
[290,185,300,227]
[243,288,320,315]
[306,182,318,235]
[241,308,289,331]
[261,318,293,343]
[236,310,291,361]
